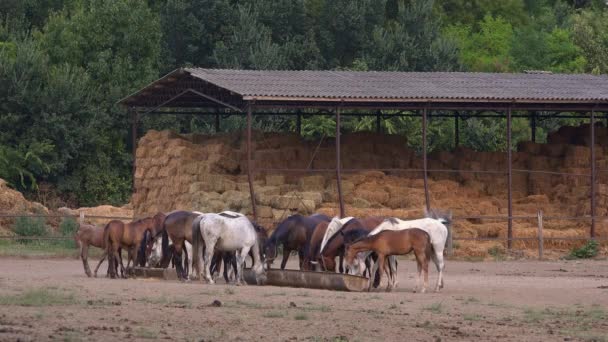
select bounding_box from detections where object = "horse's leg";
[431,249,445,292]
[298,249,304,270]
[81,243,92,277]
[203,239,217,284]
[368,256,380,291]
[172,241,186,280]
[280,249,291,270]
[338,253,344,274]
[235,248,250,286]
[376,254,386,291]
[414,255,422,293]
[93,251,106,278]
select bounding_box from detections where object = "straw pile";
[132,124,608,257]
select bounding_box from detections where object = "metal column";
[131,109,139,191]
[454,112,460,147]
[422,107,430,211]
[376,111,381,134]
[507,107,513,249]
[531,111,537,143]
[590,109,596,238]
[336,107,345,217]
[215,112,220,133]
[247,103,258,221]
[296,111,302,136]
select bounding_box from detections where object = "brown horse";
[302,221,329,271]
[74,223,123,277]
[345,228,432,293]
[105,212,165,279]
[157,210,201,280]
[264,214,330,270]
[318,217,384,272]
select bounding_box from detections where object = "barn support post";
[537,210,544,260]
[454,112,460,148]
[336,106,345,218]
[247,103,258,221]
[531,111,537,143]
[507,106,513,249]
[590,108,596,239]
[422,106,430,212]
[131,109,139,191]
[376,111,381,134]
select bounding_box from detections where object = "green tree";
[571,9,608,74]
[363,0,460,71]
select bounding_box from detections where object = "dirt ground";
[0,257,607,342]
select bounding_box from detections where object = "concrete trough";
[129,267,178,280]
[243,269,369,292]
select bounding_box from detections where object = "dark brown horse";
[105,213,165,278]
[302,221,329,271]
[318,217,384,272]
[264,214,330,270]
[156,210,201,280]
[344,228,432,293]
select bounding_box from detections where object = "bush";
[567,240,599,259]
[59,217,78,237]
[13,216,48,244]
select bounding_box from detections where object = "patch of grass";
[0,288,78,306]
[138,297,168,305]
[463,313,482,321]
[567,240,599,259]
[306,304,331,312]
[135,327,157,339]
[464,297,480,304]
[423,302,443,314]
[295,292,310,297]
[388,304,398,309]
[294,312,309,320]
[263,311,285,318]
[0,239,82,258]
[235,300,261,308]
[463,255,485,262]
[262,291,287,297]
[523,305,606,325]
[224,288,235,295]
[370,295,381,300]
[488,246,506,261]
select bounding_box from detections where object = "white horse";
[319,217,354,255]
[368,208,451,292]
[192,213,265,285]
[147,233,194,278]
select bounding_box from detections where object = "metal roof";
[119,68,608,111]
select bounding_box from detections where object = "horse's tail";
[424,207,453,226]
[191,215,204,278]
[138,229,151,267]
[251,236,267,284]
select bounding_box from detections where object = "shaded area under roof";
[119,68,608,112]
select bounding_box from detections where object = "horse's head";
[263,239,277,265]
[152,212,166,235]
[146,234,164,268]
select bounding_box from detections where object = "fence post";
[537,210,544,260]
[79,211,85,226]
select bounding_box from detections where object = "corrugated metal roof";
[184,68,608,102]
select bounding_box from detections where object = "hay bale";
[255,186,282,206]
[353,184,389,206]
[220,190,250,210]
[257,206,273,219]
[352,197,371,208]
[266,174,285,186]
[298,175,326,191]
[517,141,542,154]
[564,145,591,167]
[541,144,567,158]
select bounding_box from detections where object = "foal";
[345,228,432,293]
[74,223,121,277]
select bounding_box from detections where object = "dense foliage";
[0,0,607,207]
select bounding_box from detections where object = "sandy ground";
[0,257,607,342]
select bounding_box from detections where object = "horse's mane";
[269,215,301,242]
[342,228,370,245]
[219,212,241,219]
[324,217,358,247]
[385,217,400,225]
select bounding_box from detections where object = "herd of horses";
[74,208,451,293]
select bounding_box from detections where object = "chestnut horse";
[264,214,330,270]
[345,228,432,293]
[74,223,123,277]
[317,217,384,272]
[105,213,165,278]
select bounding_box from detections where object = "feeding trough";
[243,269,369,292]
[128,267,178,280]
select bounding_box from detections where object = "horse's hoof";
[420,288,427,294]
[412,288,417,293]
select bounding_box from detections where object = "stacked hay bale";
[133,125,607,257]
